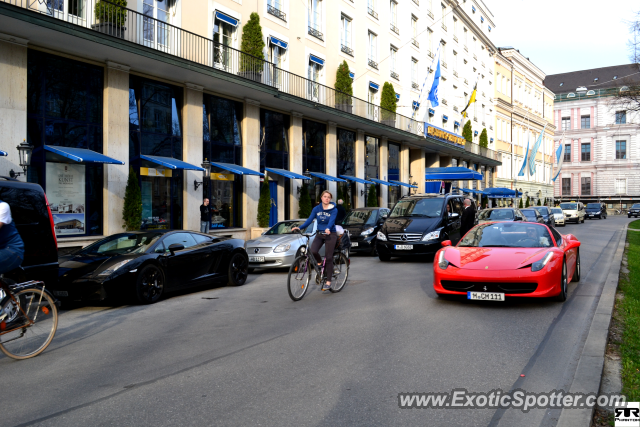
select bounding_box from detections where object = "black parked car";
[629,203,640,218]
[585,203,607,220]
[56,231,249,304]
[477,208,525,224]
[520,208,545,224]
[376,193,464,261]
[340,207,390,256]
[533,206,556,227]
[0,178,58,285]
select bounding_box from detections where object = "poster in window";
[46,163,86,236]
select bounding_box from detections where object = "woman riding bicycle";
[0,198,25,321]
[292,190,338,292]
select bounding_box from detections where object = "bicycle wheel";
[288,256,311,301]
[0,288,58,360]
[329,253,349,293]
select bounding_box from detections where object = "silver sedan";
[245,219,325,272]
[550,207,565,226]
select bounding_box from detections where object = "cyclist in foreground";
[0,198,25,321]
[292,190,338,292]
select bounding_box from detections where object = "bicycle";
[0,276,58,360]
[287,231,349,301]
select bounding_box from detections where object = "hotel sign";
[425,124,465,146]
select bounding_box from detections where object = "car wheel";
[227,252,249,286]
[378,252,391,262]
[581,217,585,223]
[135,264,164,304]
[571,249,581,282]
[556,260,568,302]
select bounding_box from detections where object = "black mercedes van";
[376,193,465,261]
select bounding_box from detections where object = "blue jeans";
[0,248,23,275]
[200,221,210,233]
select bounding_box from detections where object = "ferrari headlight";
[438,250,450,269]
[422,230,441,241]
[98,260,131,276]
[377,231,387,241]
[361,227,375,236]
[531,252,554,272]
[274,244,291,253]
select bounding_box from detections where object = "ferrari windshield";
[342,210,376,226]
[458,223,553,248]
[478,209,514,220]
[266,220,312,235]
[79,233,163,255]
[560,203,578,210]
[389,198,444,218]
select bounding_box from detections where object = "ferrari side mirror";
[441,240,452,247]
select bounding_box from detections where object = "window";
[308,0,323,39]
[260,109,290,170]
[303,120,326,205]
[564,144,571,162]
[390,1,398,31]
[307,58,323,101]
[615,111,626,124]
[411,15,418,45]
[390,46,398,76]
[411,58,418,87]
[561,116,571,131]
[581,143,590,161]
[341,15,352,51]
[581,115,590,129]
[463,27,468,47]
[453,17,458,38]
[452,51,457,72]
[338,129,356,209]
[616,140,627,159]
[562,178,571,196]
[427,28,433,55]
[213,15,235,70]
[368,31,378,64]
[143,0,171,51]
[581,177,591,195]
[615,179,626,195]
[368,0,377,17]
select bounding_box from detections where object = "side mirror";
[441,240,452,247]
[566,240,581,250]
[514,216,522,221]
[450,212,460,219]
[168,243,184,255]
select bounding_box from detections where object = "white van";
[560,202,585,224]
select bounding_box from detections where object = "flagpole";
[514,111,530,208]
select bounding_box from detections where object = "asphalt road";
[0,216,631,427]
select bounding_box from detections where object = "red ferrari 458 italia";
[433,222,581,301]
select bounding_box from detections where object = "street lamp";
[9,139,34,179]
[194,158,212,191]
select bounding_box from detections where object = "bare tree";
[614,11,640,113]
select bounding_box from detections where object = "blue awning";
[389,180,418,188]
[413,101,420,109]
[484,187,522,197]
[339,175,374,185]
[396,93,400,101]
[269,36,288,49]
[429,108,435,115]
[474,130,478,136]
[210,161,263,176]
[369,178,397,186]
[454,121,461,127]
[45,145,124,165]
[490,138,494,142]
[425,167,483,180]
[0,150,7,156]
[349,72,355,79]
[460,187,485,195]
[140,155,204,171]
[310,55,324,66]
[215,11,239,27]
[265,168,310,180]
[369,82,379,91]
[308,172,346,182]
[443,115,449,121]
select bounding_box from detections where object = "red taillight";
[44,193,58,250]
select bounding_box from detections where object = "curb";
[556,224,628,427]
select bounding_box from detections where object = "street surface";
[0,216,631,426]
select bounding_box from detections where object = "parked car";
[520,208,545,224]
[533,206,556,227]
[0,178,58,285]
[550,207,565,226]
[584,203,607,220]
[56,231,248,304]
[629,203,640,218]
[477,208,525,224]
[376,193,464,261]
[341,207,390,255]
[560,202,586,224]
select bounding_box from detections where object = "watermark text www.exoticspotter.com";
[398,389,626,413]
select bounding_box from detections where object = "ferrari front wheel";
[571,250,581,282]
[556,260,568,302]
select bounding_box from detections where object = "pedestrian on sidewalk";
[336,199,347,224]
[200,198,211,233]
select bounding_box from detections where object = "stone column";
[379,136,388,207]
[439,156,452,167]
[182,84,204,231]
[400,143,411,197]
[326,121,338,198]
[409,148,425,194]
[355,129,366,207]
[425,153,440,168]
[102,61,130,236]
[289,111,303,218]
[243,99,261,229]
[0,34,28,179]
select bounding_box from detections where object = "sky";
[486,0,638,75]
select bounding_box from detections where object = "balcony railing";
[442,99,447,105]
[464,45,468,52]
[453,35,458,42]
[412,0,419,5]
[453,106,458,112]
[1,0,501,161]
[465,142,497,160]
[412,38,419,48]
[453,70,458,77]
[442,23,447,31]
[368,7,378,19]
[368,58,379,69]
[482,121,485,126]
[308,26,324,41]
[427,50,433,58]
[473,54,477,60]
[427,10,434,19]
[341,44,354,56]
[412,82,420,90]
[391,71,400,80]
[390,23,399,34]
[267,4,287,22]
[464,78,469,84]
[442,61,447,68]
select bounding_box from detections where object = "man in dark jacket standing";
[200,198,211,233]
[460,199,476,238]
[335,199,347,224]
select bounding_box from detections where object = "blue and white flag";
[412,45,440,120]
[426,46,441,108]
[518,131,530,177]
[552,134,565,182]
[527,124,547,176]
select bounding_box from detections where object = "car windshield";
[633,204,640,209]
[551,208,563,214]
[587,203,601,209]
[458,223,553,248]
[478,209,514,220]
[520,209,537,220]
[389,198,444,218]
[560,203,577,210]
[342,210,377,226]
[265,220,312,235]
[79,233,162,255]
[534,207,548,215]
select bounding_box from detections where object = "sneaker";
[322,282,331,291]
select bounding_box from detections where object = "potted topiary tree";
[518,198,523,209]
[239,12,265,83]
[479,128,488,148]
[94,0,128,38]
[462,120,473,143]
[334,61,353,113]
[122,166,142,231]
[367,184,378,207]
[525,196,530,208]
[298,182,312,218]
[380,82,397,127]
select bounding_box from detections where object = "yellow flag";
[460,74,479,118]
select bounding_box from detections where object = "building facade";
[545,64,640,210]
[0,0,500,249]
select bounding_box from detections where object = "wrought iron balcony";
[368,59,379,69]
[482,121,485,126]
[412,38,419,48]
[481,61,485,67]
[308,26,324,41]
[412,82,420,90]
[442,99,448,105]
[341,44,354,56]
[453,35,458,42]
[473,117,478,122]
[464,45,468,52]
[442,23,447,31]
[453,106,459,112]
[368,7,378,19]
[391,71,400,80]
[473,54,477,60]
[390,23,399,34]
[267,5,287,22]
[453,70,458,77]
[427,10,434,19]
[412,0,419,5]
[442,61,447,68]
[427,50,433,58]
[464,78,469,84]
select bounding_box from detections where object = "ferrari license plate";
[351,242,358,247]
[394,245,413,250]
[249,256,265,262]
[467,291,505,301]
